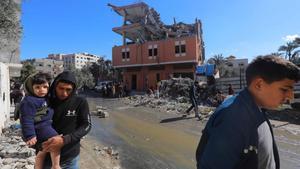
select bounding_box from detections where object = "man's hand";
[26,137,37,146]
[42,135,64,152]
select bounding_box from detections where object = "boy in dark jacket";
[42,71,92,168]
[20,72,61,169]
[196,55,300,169]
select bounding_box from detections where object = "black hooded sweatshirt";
[44,71,92,164]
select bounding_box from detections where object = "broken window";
[148,45,158,59]
[181,45,186,53]
[148,49,153,56]
[175,45,180,54]
[175,41,186,56]
[122,52,126,59]
[126,51,130,59]
[153,48,158,56]
[122,48,130,61]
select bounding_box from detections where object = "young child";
[196,55,300,169]
[19,72,61,169]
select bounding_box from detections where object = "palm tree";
[207,54,227,77]
[207,54,225,67]
[291,37,300,65]
[278,41,300,61]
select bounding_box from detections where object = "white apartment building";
[33,58,64,77]
[48,54,64,61]
[222,58,248,77]
[48,53,101,69]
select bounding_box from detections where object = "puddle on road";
[88,97,300,169]
[113,111,199,169]
[89,110,199,169]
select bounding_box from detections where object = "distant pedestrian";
[111,83,116,98]
[123,81,129,96]
[147,86,154,95]
[183,81,201,120]
[196,55,300,169]
[228,84,234,95]
[10,83,24,105]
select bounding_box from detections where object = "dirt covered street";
[80,91,300,169]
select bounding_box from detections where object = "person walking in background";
[196,55,300,169]
[228,83,234,95]
[10,83,24,105]
[111,83,116,98]
[183,81,201,120]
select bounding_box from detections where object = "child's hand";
[26,137,37,146]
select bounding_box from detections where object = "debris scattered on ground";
[92,145,120,166]
[122,77,218,119]
[96,106,109,118]
[0,121,36,169]
[123,95,215,120]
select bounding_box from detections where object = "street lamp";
[238,63,244,89]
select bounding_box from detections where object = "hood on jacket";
[49,71,77,102]
[24,72,38,96]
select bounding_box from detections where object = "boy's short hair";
[32,72,52,85]
[246,55,300,86]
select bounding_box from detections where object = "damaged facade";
[109,2,205,91]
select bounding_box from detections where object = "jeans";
[186,98,199,116]
[43,155,79,169]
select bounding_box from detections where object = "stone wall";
[0,63,11,132]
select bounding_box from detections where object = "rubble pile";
[122,77,221,119]
[124,95,215,118]
[0,122,36,169]
[159,77,193,99]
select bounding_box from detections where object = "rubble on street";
[122,77,217,119]
[94,146,119,160]
[123,95,215,119]
[96,106,109,118]
[0,122,36,169]
[159,77,194,99]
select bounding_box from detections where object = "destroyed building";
[109,2,205,91]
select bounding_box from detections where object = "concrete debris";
[96,106,109,118]
[122,77,222,119]
[109,2,203,43]
[0,121,36,169]
[124,95,215,119]
[94,146,119,160]
[159,77,193,99]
